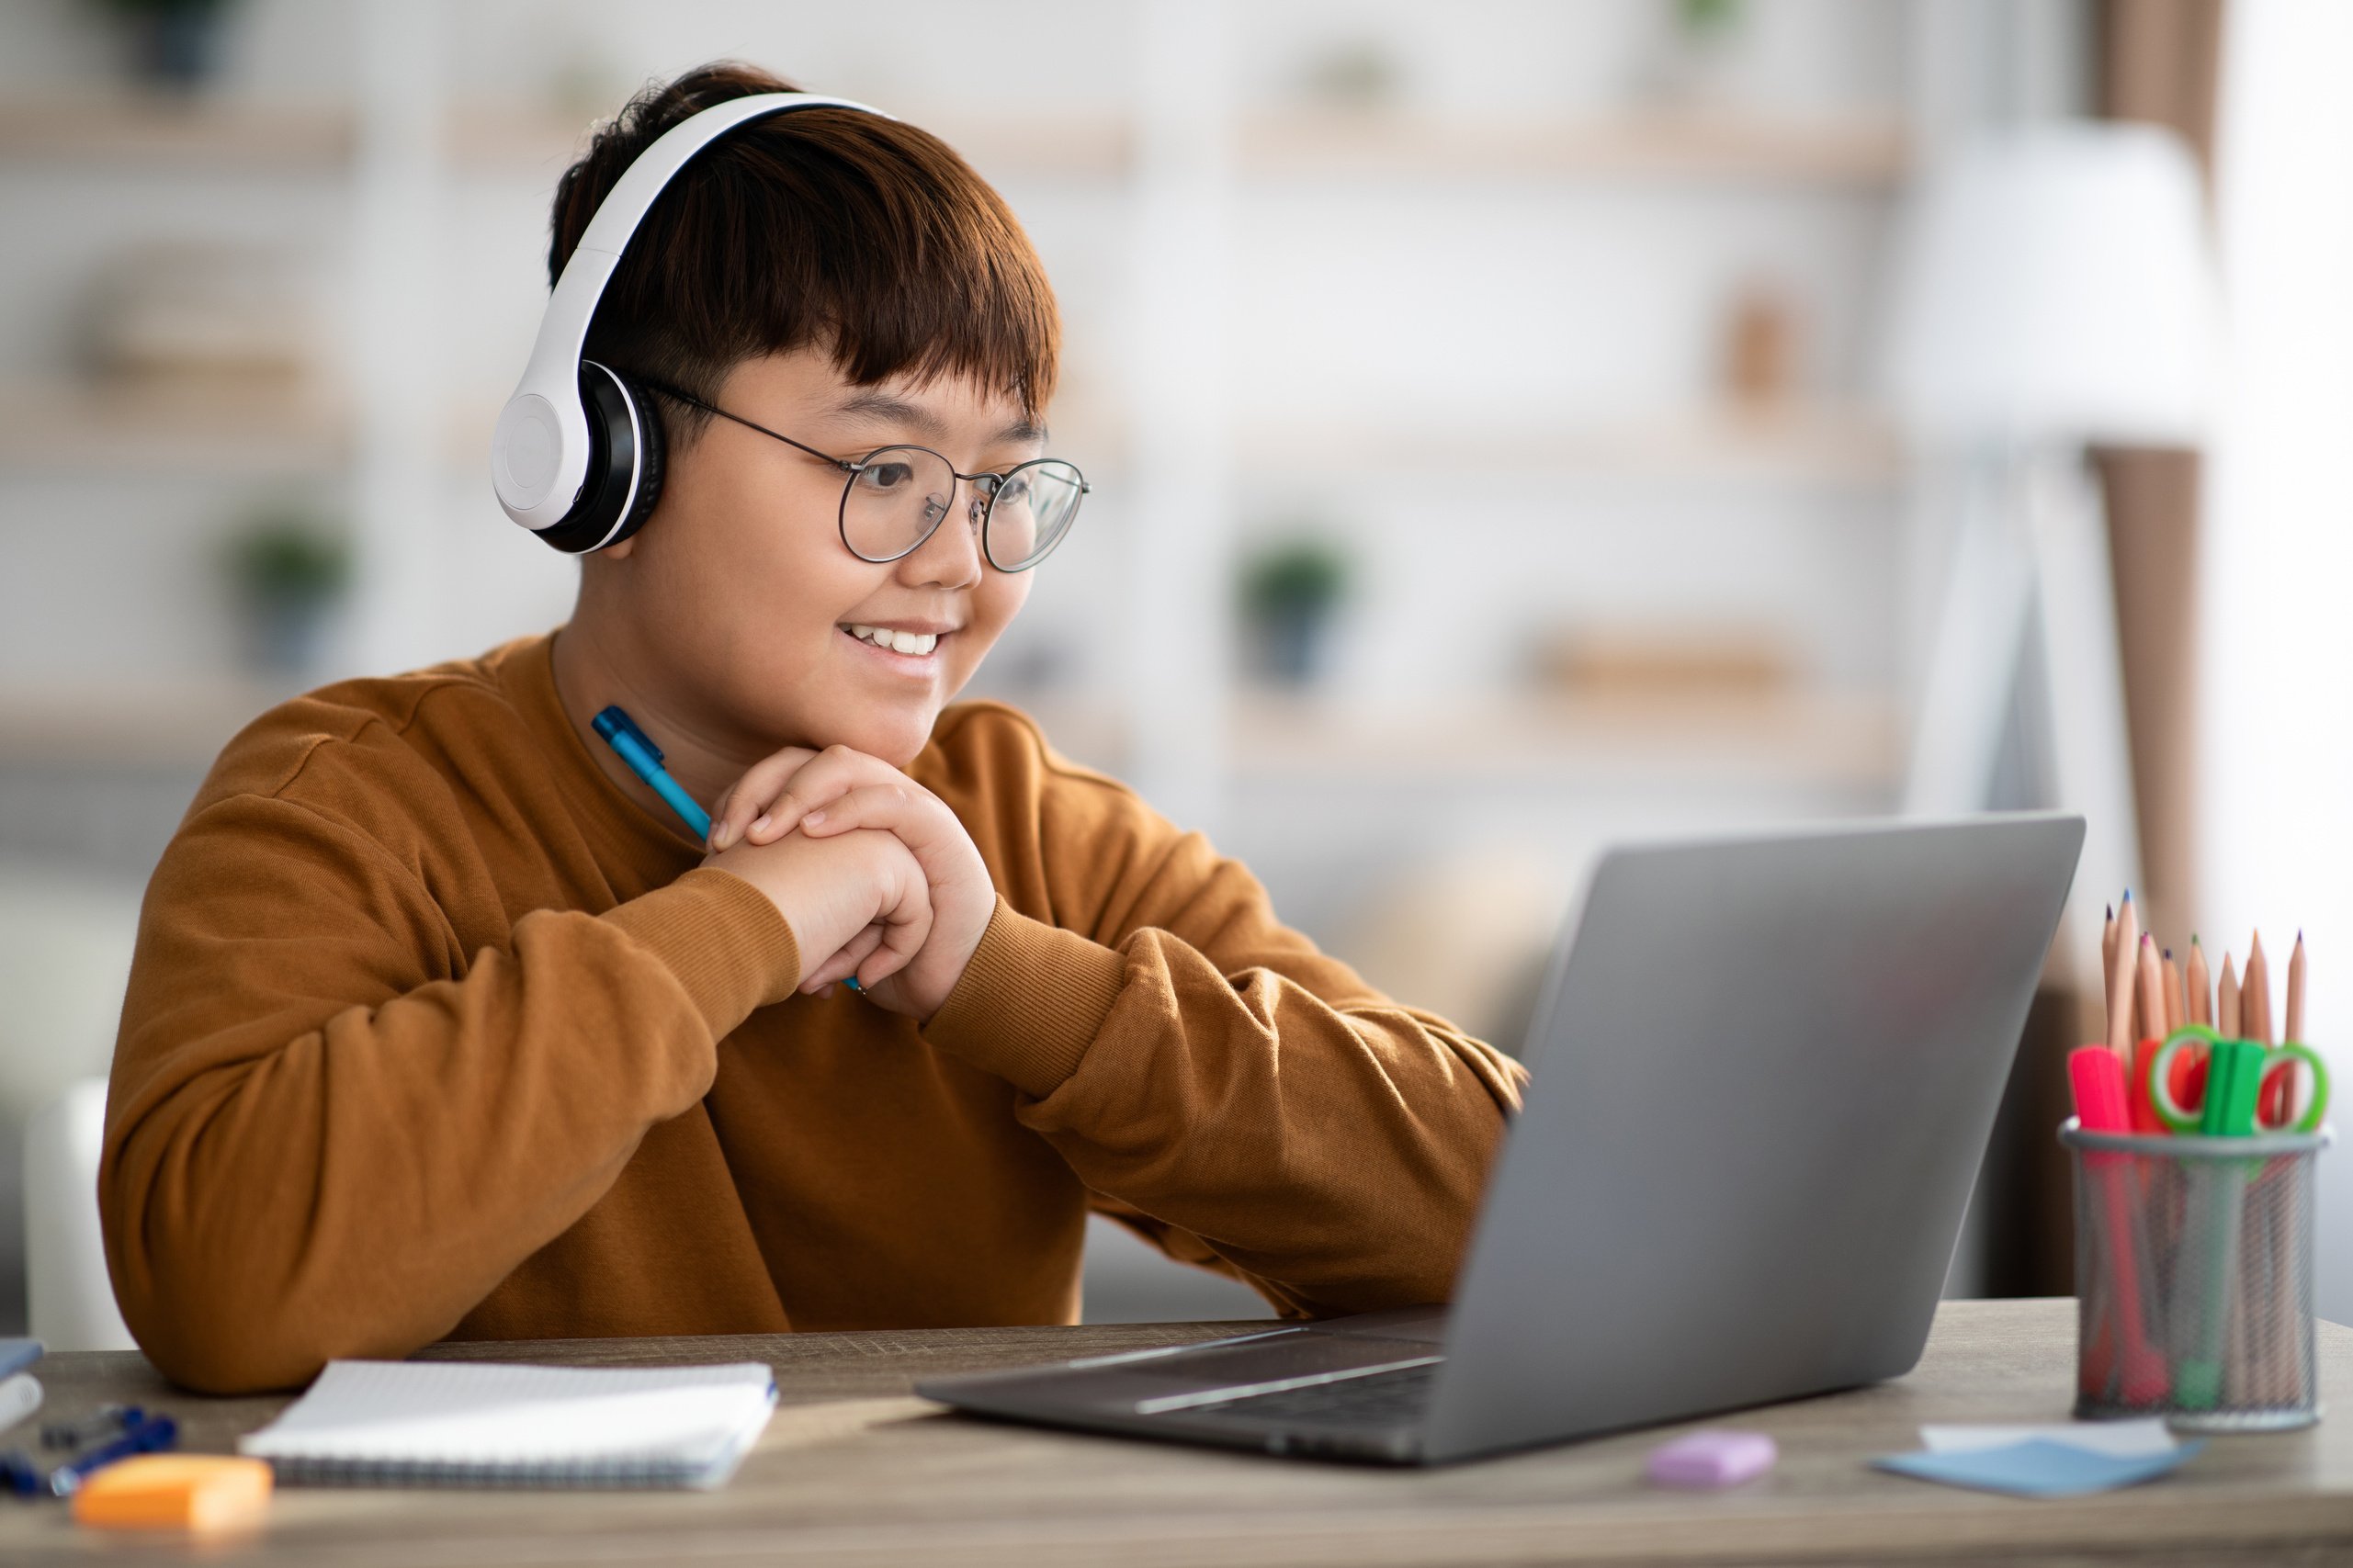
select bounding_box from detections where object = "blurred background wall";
[6,0,2328,1335]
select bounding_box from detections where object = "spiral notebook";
[238,1359,777,1489]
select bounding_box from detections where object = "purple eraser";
[1646,1429,1778,1489]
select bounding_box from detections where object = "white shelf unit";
[0,0,1936,879]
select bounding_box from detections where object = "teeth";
[845,625,938,656]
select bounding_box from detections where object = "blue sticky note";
[1873,1437,2204,1499]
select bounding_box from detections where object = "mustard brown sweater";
[102,634,1525,1393]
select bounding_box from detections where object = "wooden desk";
[4,1299,2350,1565]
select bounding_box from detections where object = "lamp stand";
[1904,448,2144,1025]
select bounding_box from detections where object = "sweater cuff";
[601,867,801,1039]
[921,898,1127,1098]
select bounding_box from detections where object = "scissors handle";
[2150,1026,2329,1134]
[2262,1043,2330,1134]
[2150,1026,2222,1133]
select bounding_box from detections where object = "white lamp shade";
[1882,122,2222,448]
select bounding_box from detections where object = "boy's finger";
[795,783,930,841]
[800,925,886,991]
[743,751,888,843]
[858,916,928,988]
[712,746,821,847]
[746,787,835,844]
[857,870,933,988]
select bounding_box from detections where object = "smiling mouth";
[841,623,944,659]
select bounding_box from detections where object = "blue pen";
[590,707,862,993]
[3,1408,177,1497]
[592,706,713,841]
[46,1411,177,1496]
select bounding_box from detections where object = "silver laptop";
[919,813,2084,1464]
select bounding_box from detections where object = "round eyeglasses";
[640,380,1087,573]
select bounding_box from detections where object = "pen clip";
[592,705,663,766]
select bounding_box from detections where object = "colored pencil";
[2246,932,2273,1045]
[2103,903,2118,984]
[2285,932,2307,1043]
[2108,896,2142,1057]
[2219,955,2241,1040]
[2189,936,2212,1027]
[2164,952,2184,1037]
[2137,934,2166,1047]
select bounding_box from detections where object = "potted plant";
[85,0,241,93]
[223,507,350,678]
[1239,536,1352,686]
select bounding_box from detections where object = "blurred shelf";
[446,103,1134,180]
[0,679,285,767]
[1239,405,1906,488]
[1239,108,1910,185]
[0,389,1884,491]
[1015,688,1899,791]
[1228,688,1900,789]
[0,97,1902,187]
[0,680,1899,790]
[0,383,347,476]
[0,96,350,171]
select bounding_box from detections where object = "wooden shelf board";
[1015,689,1898,791]
[1239,108,1910,184]
[0,96,1903,186]
[0,680,288,767]
[444,105,1133,180]
[0,96,350,171]
[1226,688,1899,789]
[1239,406,1906,487]
[0,681,1898,790]
[0,384,347,475]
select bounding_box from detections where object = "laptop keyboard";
[1186,1360,1439,1427]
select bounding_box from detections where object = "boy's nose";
[899,494,984,589]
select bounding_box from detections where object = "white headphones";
[490,91,888,554]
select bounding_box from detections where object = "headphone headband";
[491,92,888,547]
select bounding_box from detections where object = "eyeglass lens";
[842,448,1084,571]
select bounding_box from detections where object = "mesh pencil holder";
[2061,1118,2331,1431]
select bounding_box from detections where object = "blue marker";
[591,706,713,841]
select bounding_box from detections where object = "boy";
[101,63,1524,1394]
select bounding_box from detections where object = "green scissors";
[2148,1023,2330,1135]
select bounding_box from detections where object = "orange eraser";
[70,1454,272,1533]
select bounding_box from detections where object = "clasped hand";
[697,745,994,1021]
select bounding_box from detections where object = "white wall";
[2205,0,2353,1325]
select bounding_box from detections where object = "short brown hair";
[549,62,1060,437]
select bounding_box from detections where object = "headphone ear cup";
[604,372,666,548]
[532,361,666,554]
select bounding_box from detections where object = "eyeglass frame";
[635,378,1088,573]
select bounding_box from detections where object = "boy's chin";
[797,704,942,768]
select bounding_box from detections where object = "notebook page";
[240,1360,776,1471]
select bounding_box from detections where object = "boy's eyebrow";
[831,389,945,439]
[831,389,1046,449]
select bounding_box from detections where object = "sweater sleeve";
[101,788,798,1393]
[919,717,1527,1318]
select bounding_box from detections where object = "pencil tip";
[2122,889,2133,905]
[2191,933,2201,946]
[2105,903,2113,919]
[2165,948,2173,960]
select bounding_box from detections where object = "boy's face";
[601,347,1039,767]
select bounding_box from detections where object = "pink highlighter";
[2068,1045,2169,1405]
[1646,1429,1777,1489]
